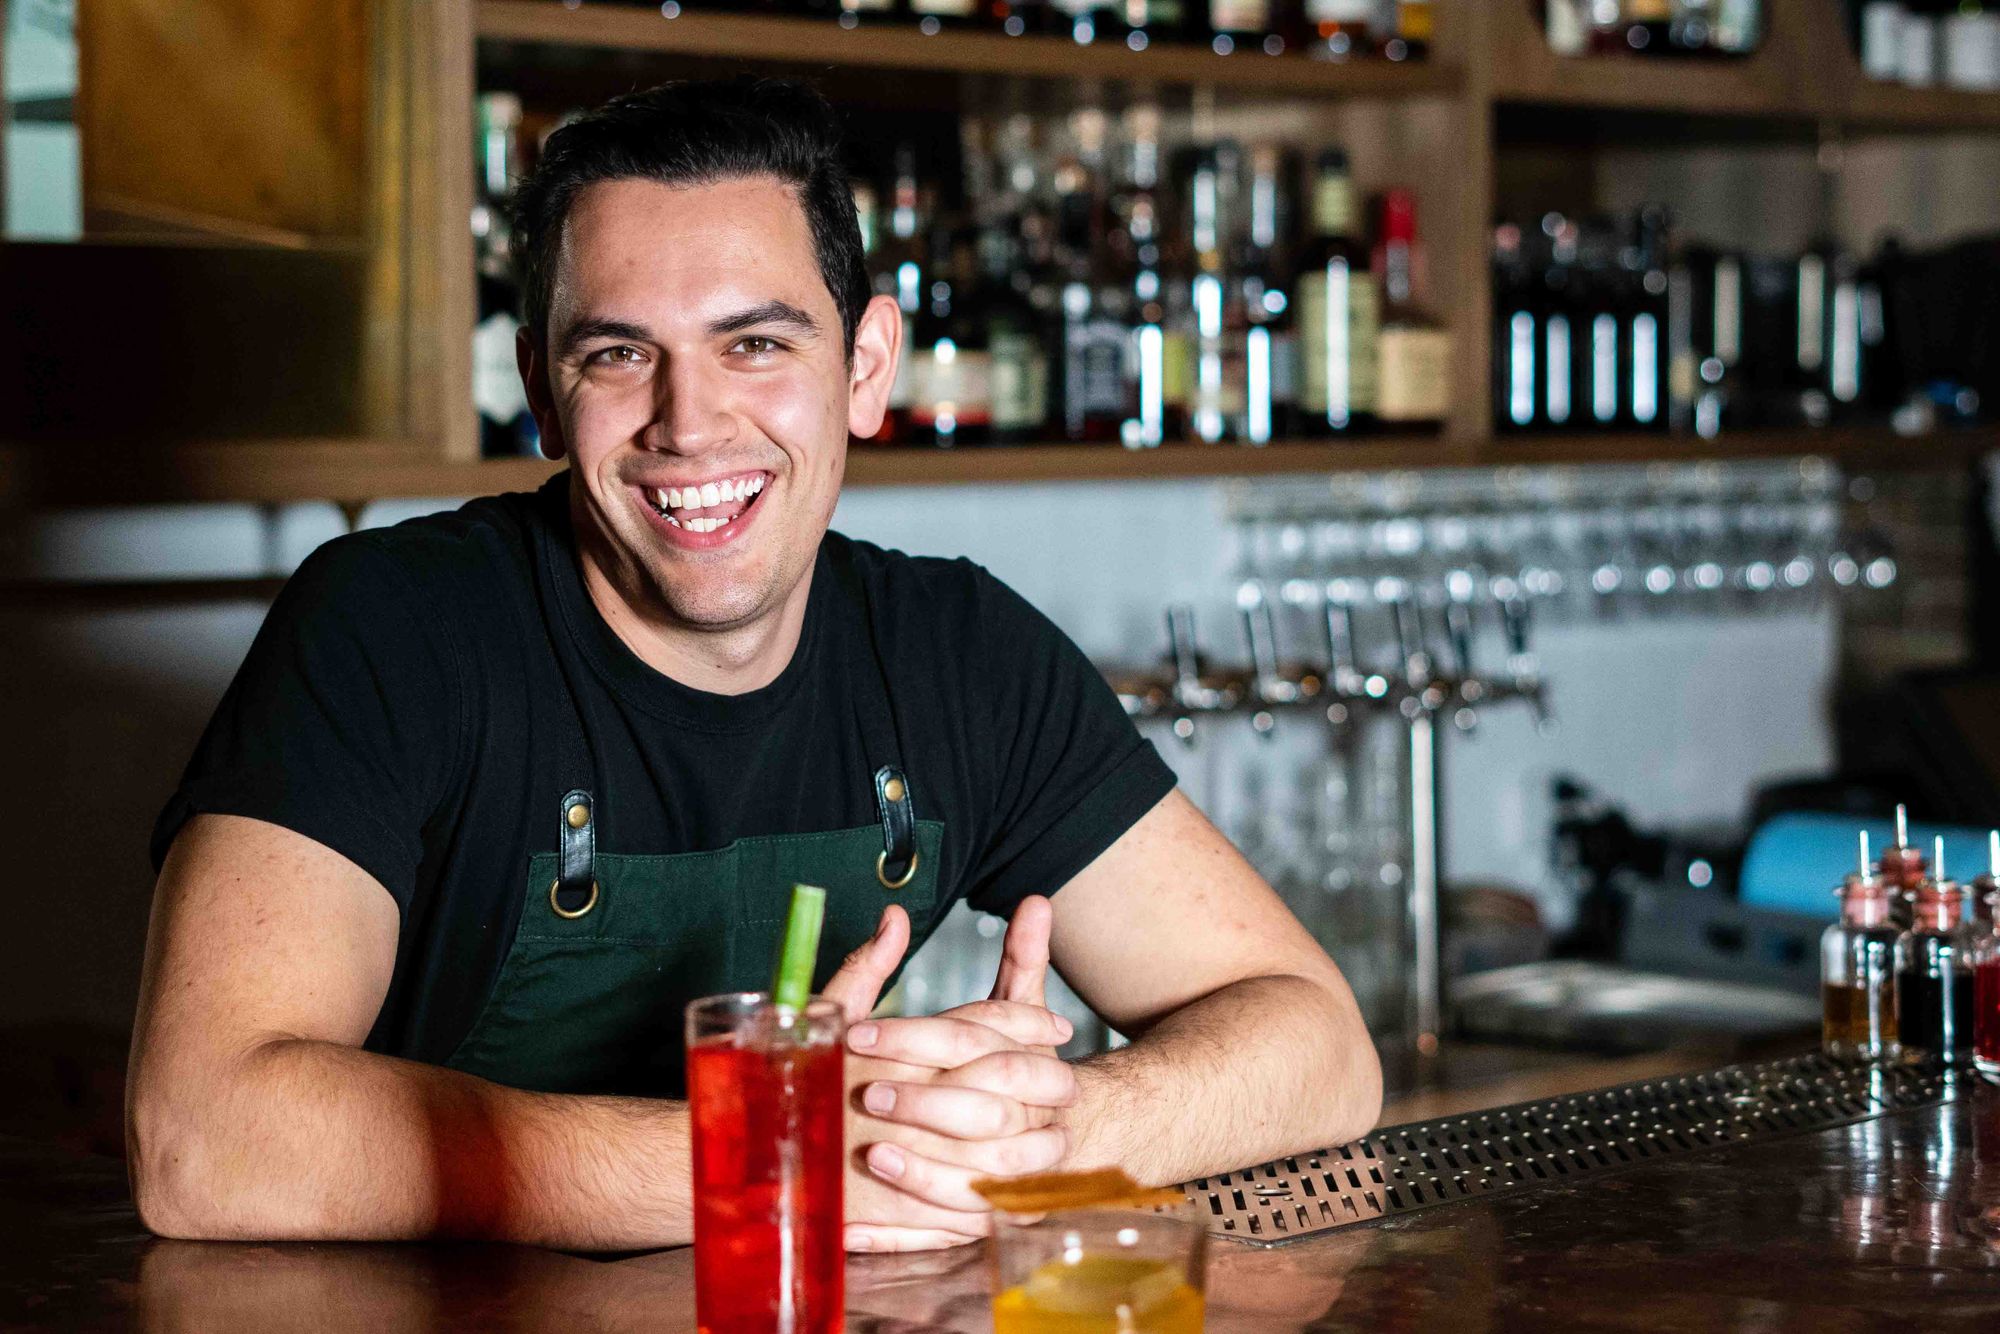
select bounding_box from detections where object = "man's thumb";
[821,906,911,1024]
[990,895,1054,1010]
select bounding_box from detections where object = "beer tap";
[1443,593,1482,732]
[1237,584,1289,737]
[1164,604,1237,744]
[1496,584,1551,729]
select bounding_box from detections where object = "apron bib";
[444,541,940,1098]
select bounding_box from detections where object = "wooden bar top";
[8,1073,2000,1331]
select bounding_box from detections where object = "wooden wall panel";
[76,0,371,243]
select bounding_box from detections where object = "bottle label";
[843,0,895,11]
[1269,330,1299,407]
[1312,176,1356,237]
[1377,326,1450,422]
[1296,265,1379,420]
[473,310,529,428]
[1210,0,1271,34]
[1066,318,1131,418]
[990,331,1049,431]
[910,346,993,429]
[911,0,976,14]
[1306,0,1374,21]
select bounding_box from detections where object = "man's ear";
[517,326,565,461]
[846,294,902,441]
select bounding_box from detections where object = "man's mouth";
[639,472,768,535]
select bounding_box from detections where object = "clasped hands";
[821,895,1077,1253]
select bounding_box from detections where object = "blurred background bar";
[3,0,1999,1150]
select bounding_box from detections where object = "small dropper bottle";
[1823,830,1899,1064]
[1879,804,1927,929]
[1897,837,1975,1064]
[1970,832,2000,1079]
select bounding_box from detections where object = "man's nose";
[650,355,735,453]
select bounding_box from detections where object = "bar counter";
[10,1062,2000,1331]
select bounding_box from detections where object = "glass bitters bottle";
[1971,831,2000,1079]
[1823,831,1899,1064]
[1897,837,1976,1065]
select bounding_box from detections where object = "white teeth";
[732,478,749,502]
[685,515,725,533]
[663,512,681,528]
[700,481,722,506]
[747,475,765,496]
[665,486,683,509]
[651,487,669,511]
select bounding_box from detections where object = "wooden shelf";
[476,1,1462,98]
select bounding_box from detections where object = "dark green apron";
[444,554,942,1099]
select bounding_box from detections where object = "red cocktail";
[687,993,845,1334]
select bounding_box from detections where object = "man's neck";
[574,542,814,698]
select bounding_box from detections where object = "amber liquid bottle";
[1822,831,1899,1063]
[1970,830,2000,1079]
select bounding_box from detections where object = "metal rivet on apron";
[549,878,599,919]
[566,801,591,830]
[883,776,906,803]
[876,848,918,892]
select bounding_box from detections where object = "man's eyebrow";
[706,300,822,340]
[553,317,653,360]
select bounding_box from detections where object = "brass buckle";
[876,848,918,892]
[549,878,600,920]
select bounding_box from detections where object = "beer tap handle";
[1390,594,1429,688]
[1445,597,1476,681]
[1323,581,1361,695]
[1164,604,1202,745]
[1237,585,1281,691]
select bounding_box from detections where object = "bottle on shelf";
[1383,0,1434,60]
[1494,221,1540,431]
[473,91,540,461]
[1621,0,1675,53]
[1182,142,1249,444]
[1971,831,2000,1077]
[1373,188,1450,430]
[1624,206,1671,431]
[1205,0,1281,56]
[1295,147,1380,436]
[1052,113,1136,443]
[1823,831,1901,1065]
[907,0,981,34]
[1543,0,1588,55]
[1115,104,1176,445]
[1301,0,1380,59]
[866,143,929,445]
[1238,141,1299,441]
[907,226,994,445]
[1897,836,1976,1065]
[836,0,906,28]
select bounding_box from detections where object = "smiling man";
[127,79,1380,1254]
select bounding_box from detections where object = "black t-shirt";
[152,474,1175,1068]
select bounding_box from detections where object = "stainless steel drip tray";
[1178,1052,1957,1248]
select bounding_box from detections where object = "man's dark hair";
[510,77,869,357]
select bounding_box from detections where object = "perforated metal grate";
[1179,1053,1958,1247]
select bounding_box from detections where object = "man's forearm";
[130,1037,691,1250]
[1058,973,1382,1188]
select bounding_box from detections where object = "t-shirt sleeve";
[149,535,464,912]
[961,569,1176,917]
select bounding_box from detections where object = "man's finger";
[934,999,1072,1051]
[859,1080,1046,1140]
[989,895,1054,1010]
[938,1050,1078,1109]
[821,906,911,1024]
[847,1014,1017,1069]
[861,1129,1068,1214]
[844,1224,985,1253]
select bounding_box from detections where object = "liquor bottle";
[1373,189,1450,429]
[908,228,993,446]
[473,92,539,460]
[1113,0,1193,46]
[1859,1,1908,79]
[908,0,979,33]
[1206,0,1279,54]
[1114,106,1174,446]
[1239,142,1298,442]
[1669,0,1716,51]
[1295,148,1379,435]
[1048,0,1122,42]
[1384,0,1433,59]
[1576,218,1625,429]
[1302,0,1379,58]
[1494,222,1540,431]
[1052,119,1134,443]
[1897,838,1976,1064]
[1622,0,1675,52]
[1823,831,1900,1064]
[1971,831,2000,1075]
[868,144,928,444]
[1184,143,1248,445]
[980,227,1051,445]
[1545,0,1589,55]
[1712,0,1760,51]
[1625,207,1670,430]
[1541,213,1582,430]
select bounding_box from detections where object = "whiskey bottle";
[1296,148,1379,435]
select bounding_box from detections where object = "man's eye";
[733,336,783,357]
[589,345,643,366]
